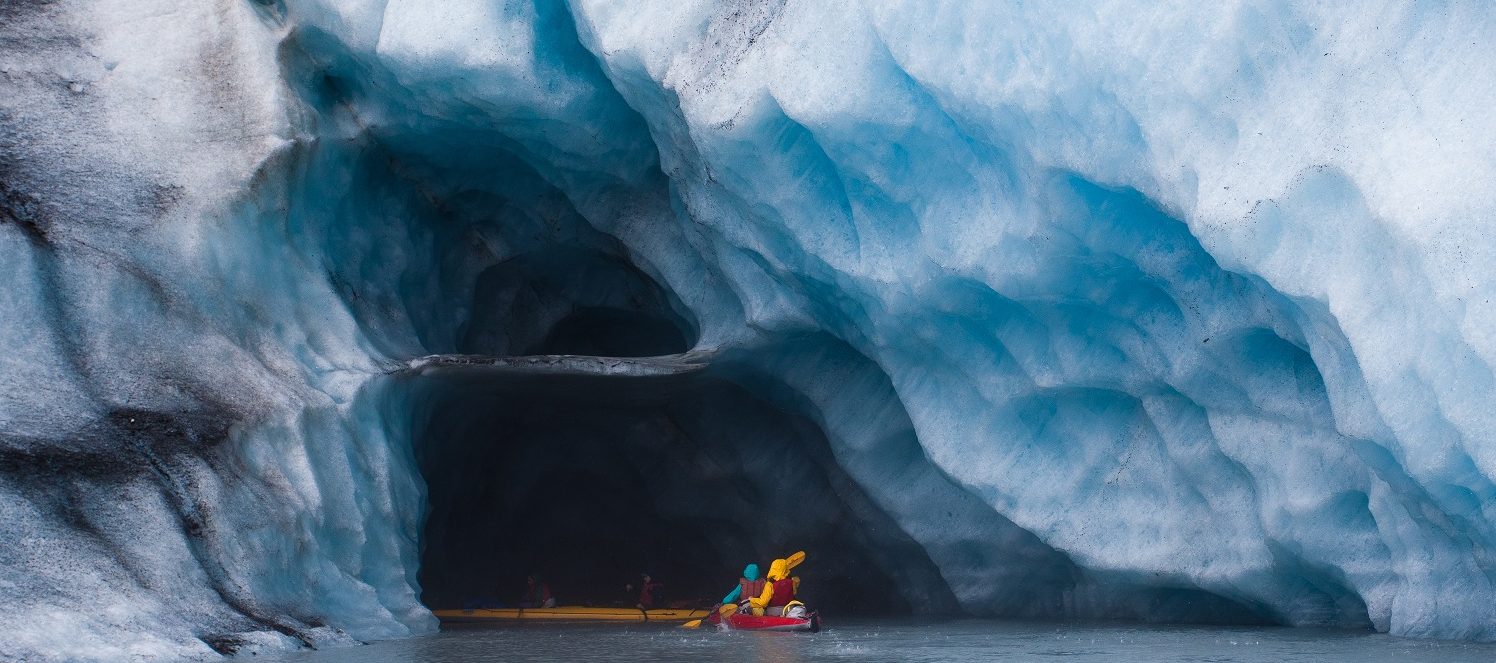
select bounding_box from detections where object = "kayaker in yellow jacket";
[748,555,802,616]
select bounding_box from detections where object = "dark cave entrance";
[455,247,695,358]
[409,365,916,614]
[320,119,941,614]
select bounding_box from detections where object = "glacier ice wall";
[2,0,1496,658]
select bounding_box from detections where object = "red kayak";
[715,610,820,632]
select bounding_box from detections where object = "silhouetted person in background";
[518,573,555,608]
[626,573,663,609]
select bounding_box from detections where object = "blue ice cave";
[3,0,1496,659]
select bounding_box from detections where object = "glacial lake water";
[261,619,1496,662]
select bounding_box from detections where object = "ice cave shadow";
[406,364,923,615]
[456,247,697,357]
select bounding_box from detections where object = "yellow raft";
[433,606,711,623]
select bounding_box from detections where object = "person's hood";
[742,563,760,580]
[765,558,789,581]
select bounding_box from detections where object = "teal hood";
[742,563,760,580]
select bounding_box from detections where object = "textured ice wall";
[560,0,1496,637]
[2,0,1496,659]
[0,1,442,659]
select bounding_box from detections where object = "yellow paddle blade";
[681,619,702,629]
[785,550,806,570]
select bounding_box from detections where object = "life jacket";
[767,577,795,606]
[739,577,765,601]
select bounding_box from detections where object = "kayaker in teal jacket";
[720,563,763,606]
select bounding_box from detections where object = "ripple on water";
[260,620,1496,663]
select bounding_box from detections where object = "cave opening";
[408,365,917,615]
[284,46,935,618]
[456,246,697,358]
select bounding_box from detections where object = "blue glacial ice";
[2,0,1496,659]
